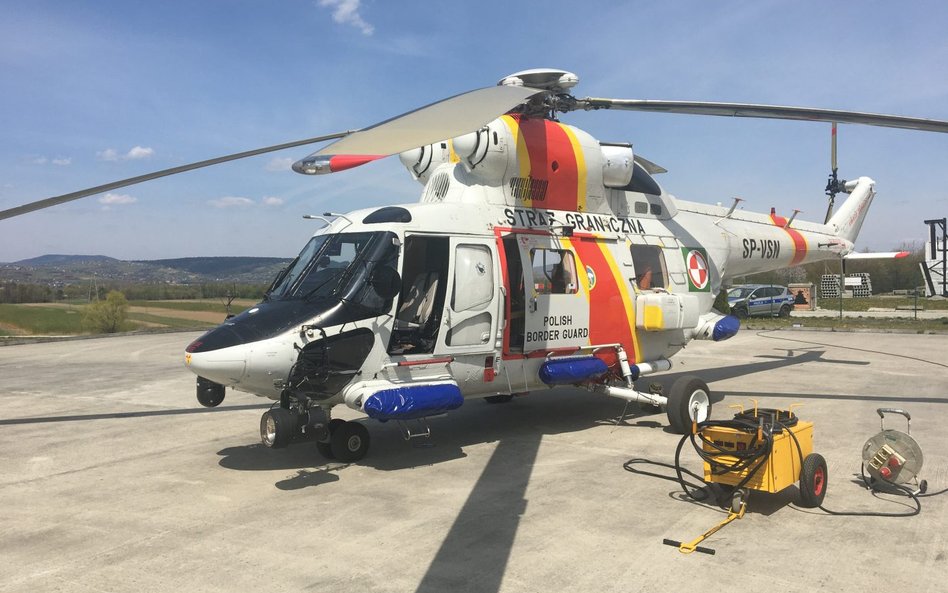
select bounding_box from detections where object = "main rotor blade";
[313,85,544,157]
[0,131,353,221]
[577,98,948,133]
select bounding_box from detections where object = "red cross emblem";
[687,250,709,290]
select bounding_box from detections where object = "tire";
[260,408,296,449]
[485,394,514,404]
[196,377,225,408]
[799,453,828,508]
[778,304,792,318]
[316,419,348,459]
[316,440,334,459]
[330,421,370,462]
[666,376,712,434]
[732,306,747,319]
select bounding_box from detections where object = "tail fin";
[827,176,875,242]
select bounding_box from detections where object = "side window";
[451,244,494,312]
[530,248,578,295]
[630,244,667,289]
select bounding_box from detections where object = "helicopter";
[4,68,947,462]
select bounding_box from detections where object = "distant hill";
[141,257,290,277]
[0,254,292,285]
[15,254,121,266]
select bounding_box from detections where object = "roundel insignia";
[683,248,711,292]
[585,265,597,290]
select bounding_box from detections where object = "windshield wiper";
[301,269,345,301]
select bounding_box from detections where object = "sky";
[2,0,947,262]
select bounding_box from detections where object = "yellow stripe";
[447,139,460,164]
[561,124,588,212]
[501,115,532,208]
[596,241,641,362]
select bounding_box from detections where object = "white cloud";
[208,196,255,209]
[99,193,137,207]
[97,146,155,161]
[97,148,120,162]
[126,146,154,160]
[52,157,71,166]
[265,156,294,172]
[318,0,374,35]
[262,196,285,207]
[30,156,48,165]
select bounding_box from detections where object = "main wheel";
[666,376,712,434]
[316,419,348,459]
[330,421,370,462]
[196,377,225,408]
[778,304,792,318]
[799,453,828,508]
[260,408,296,449]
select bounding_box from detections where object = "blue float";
[363,383,463,421]
[539,356,609,386]
[712,315,741,341]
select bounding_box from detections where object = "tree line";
[0,281,269,304]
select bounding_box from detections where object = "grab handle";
[877,408,911,433]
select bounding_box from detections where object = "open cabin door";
[434,237,502,355]
[507,233,590,354]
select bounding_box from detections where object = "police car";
[727,284,795,318]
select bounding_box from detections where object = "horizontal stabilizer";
[844,251,911,260]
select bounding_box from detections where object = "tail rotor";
[824,122,847,224]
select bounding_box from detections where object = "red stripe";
[329,155,384,172]
[516,117,580,211]
[770,214,808,265]
[570,238,635,357]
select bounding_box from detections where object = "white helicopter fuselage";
[185,112,873,442]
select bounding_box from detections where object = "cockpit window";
[267,232,397,304]
[728,287,755,299]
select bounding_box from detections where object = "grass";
[826,296,948,312]
[746,316,948,333]
[126,312,217,330]
[0,303,85,335]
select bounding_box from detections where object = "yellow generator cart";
[701,408,826,508]
[665,407,826,555]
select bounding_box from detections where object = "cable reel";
[862,408,927,493]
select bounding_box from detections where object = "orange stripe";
[569,238,637,361]
[771,214,808,265]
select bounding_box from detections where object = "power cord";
[625,408,946,519]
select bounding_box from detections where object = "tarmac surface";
[2,330,948,592]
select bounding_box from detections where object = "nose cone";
[185,342,248,386]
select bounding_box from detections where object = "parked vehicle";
[727,284,795,318]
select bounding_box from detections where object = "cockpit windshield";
[728,287,755,299]
[267,231,397,304]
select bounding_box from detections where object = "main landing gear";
[596,373,713,435]
[259,406,371,463]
